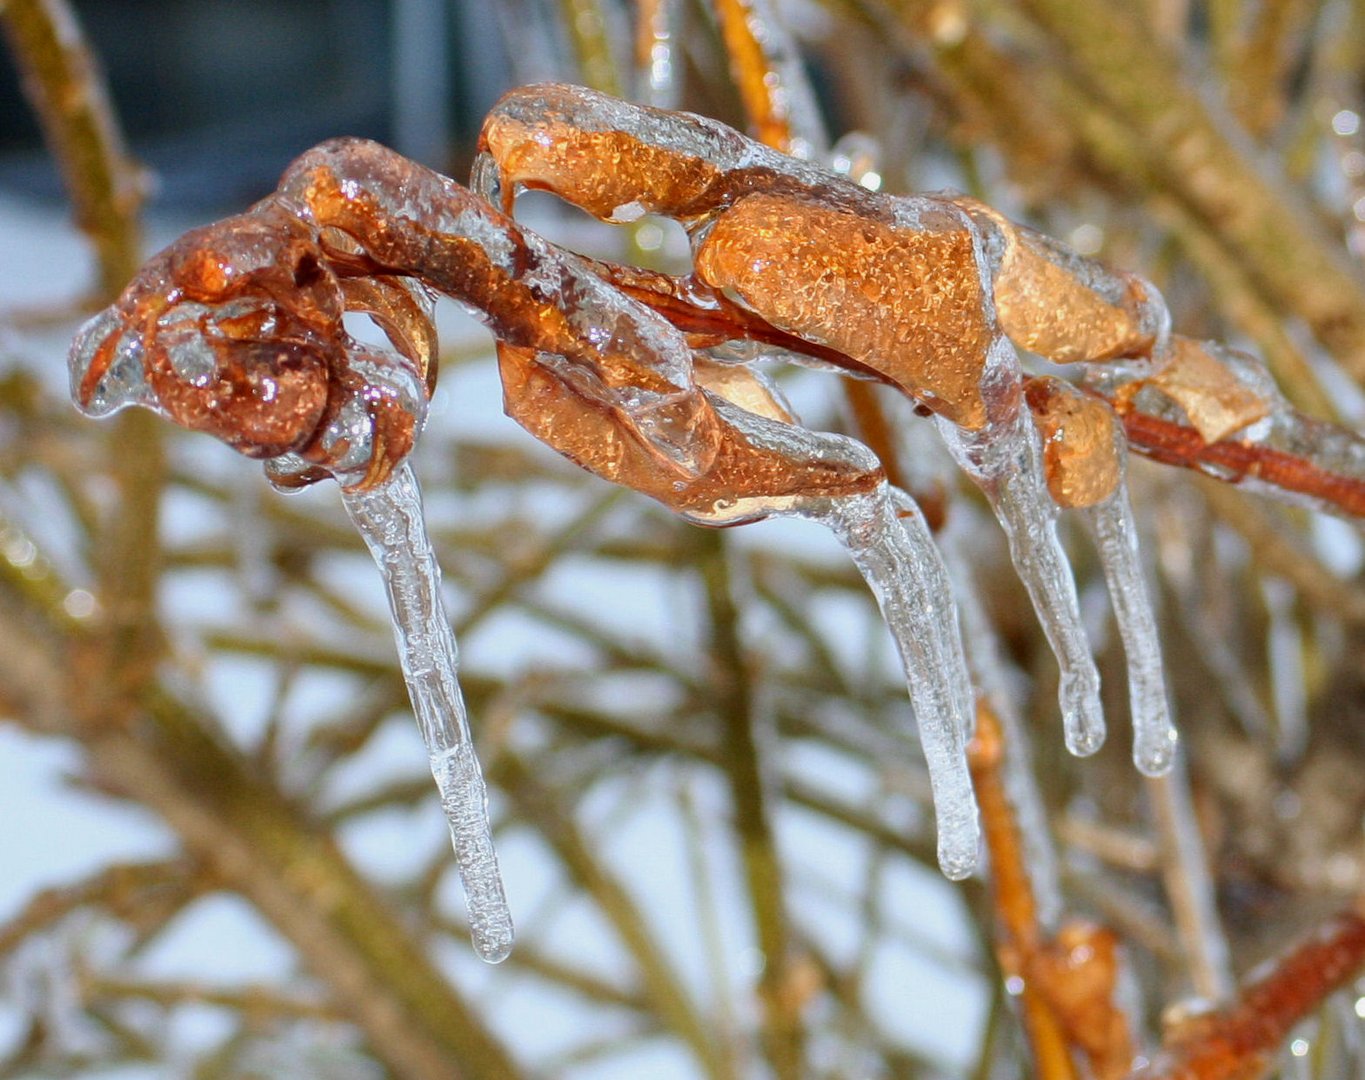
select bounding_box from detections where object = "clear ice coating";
[341,462,513,963]
[935,380,1106,758]
[941,513,1063,928]
[1086,484,1178,775]
[812,485,980,879]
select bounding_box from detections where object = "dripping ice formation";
[1086,483,1178,775]
[342,463,514,964]
[811,485,980,880]
[941,513,1064,929]
[935,387,1106,758]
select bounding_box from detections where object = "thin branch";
[697,530,806,1079]
[492,749,734,1080]
[82,976,344,1025]
[970,701,1080,1080]
[1134,904,1365,1079]
[0,859,202,956]
[0,0,143,298]
[1144,760,1234,1003]
[1012,0,1365,383]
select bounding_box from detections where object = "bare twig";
[698,530,806,1079]
[0,0,142,299]
[1134,904,1365,1079]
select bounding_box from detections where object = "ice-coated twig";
[633,0,680,109]
[1137,905,1365,1079]
[341,462,513,964]
[813,484,980,879]
[1084,348,1365,521]
[1086,486,1177,776]
[936,396,1106,758]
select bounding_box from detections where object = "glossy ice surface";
[67,84,1365,930]
[343,464,514,963]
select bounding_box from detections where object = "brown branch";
[713,0,801,151]
[0,0,143,299]
[697,531,806,1079]
[1011,0,1365,384]
[82,976,344,1025]
[0,859,203,957]
[861,0,1340,416]
[492,749,735,1080]
[709,0,945,528]
[586,258,1365,520]
[1133,904,1365,1080]
[843,379,948,530]
[83,693,520,1080]
[2,565,519,1079]
[969,701,1135,1080]
[1113,408,1365,519]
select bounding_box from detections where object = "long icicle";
[1086,484,1178,776]
[342,462,514,963]
[815,484,980,879]
[941,508,1064,930]
[937,394,1106,758]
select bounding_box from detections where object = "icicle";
[1262,576,1308,765]
[941,508,1064,929]
[1086,486,1178,776]
[813,484,980,879]
[341,462,513,963]
[936,388,1106,758]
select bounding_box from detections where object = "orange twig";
[1112,408,1365,519]
[589,258,1365,520]
[1133,906,1365,1080]
[970,701,1080,1080]
[842,379,948,530]
[713,0,798,151]
[706,0,948,524]
[970,701,1135,1080]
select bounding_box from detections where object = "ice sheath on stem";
[342,462,514,964]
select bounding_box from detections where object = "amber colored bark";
[713,0,798,150]
[970,702,1135,1080]
[1113,409,1365,519]
[843,378,947,530]
[674,4,959,518]
[969,702,1081,1080]
[584,258,1365,521]
[1134,907,1365,1080]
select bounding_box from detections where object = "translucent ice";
[1262,575,1308,764]
[341,462,513,963]
[813,485,980,879]
[1087,489,1177,775]
[634,0,680,108]
[936,383,1106,758]
[941,511,1063,928]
